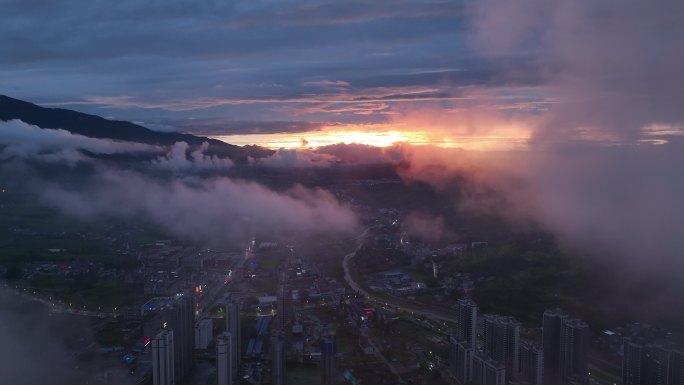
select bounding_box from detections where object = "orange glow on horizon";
[212,124,532,151]
[213,129,427,149]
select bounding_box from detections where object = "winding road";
[342,228,459,324]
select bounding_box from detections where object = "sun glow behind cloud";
[213,129,426,149]
[212,122,533,151]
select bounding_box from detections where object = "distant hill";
[0,94,273,163]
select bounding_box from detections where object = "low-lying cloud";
[401,211,452,244]
[39,168,359,244]
[0,119,156,164]
[254,148,337,168]
[265,138,684,286]
[392,142,684,283]
[152,141,233,172]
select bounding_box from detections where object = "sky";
[3,0,681,149]
[0,0,550,148]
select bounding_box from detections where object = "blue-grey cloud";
[2,0,541,128]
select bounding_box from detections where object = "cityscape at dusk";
[0,1,683,385]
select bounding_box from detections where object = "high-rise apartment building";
[144,294,195,383]
[217,332,233,385]
[623,339,683,385]
[271,331,286,385]
[321,337,337,385]
[543,309,568,385]
[483,314,521,378]
[449,336,475,385]
[457,297,478,347]
[277,285,292,331]
[623,340,645,385]
[559,318,590,384]
[473,354,506,385]
[669,349,684,385]
[226,301,241,381]
[194,317,213,350]
[152,329,175,385]
[519,340,544,385]
[543,309,589,385]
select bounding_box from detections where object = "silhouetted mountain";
[0,94,273,163]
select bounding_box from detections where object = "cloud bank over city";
[38,168,360,244]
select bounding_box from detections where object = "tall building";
[543,309,568,385]
[559,318,590,384]
[483,314,521,378]
[195,317,213,350]
[225,301,241,381]
[152,329,175,385]
[669,349,684,385]
[519,340,544,385]
[217,332,233,385]
[623,340,682,385]
[643,345,670,385]
[449,336,475,385]
[472,354,506,385]
[321,337,337,385]
[450,296,477,385]
[143,294,195,383]
[167,294,194,381]
[457,296,478,347]
[271,331,286,385]
[277,284,292,331]
[623,340,645,385]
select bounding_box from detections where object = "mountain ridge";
[0,94,273,163]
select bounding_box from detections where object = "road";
[342,228,459,324]
[341,228,372,299]
[5,284,121,318]
[197,248,250,320]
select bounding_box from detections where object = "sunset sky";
[1,0,682,149]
